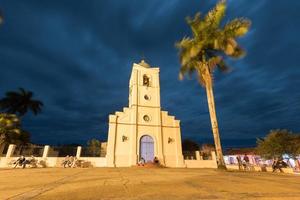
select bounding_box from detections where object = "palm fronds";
[176,0,251,85]
[0,88,43,116]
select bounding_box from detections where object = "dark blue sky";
[0,0,300,148]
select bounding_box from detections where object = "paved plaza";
[1,168,299,200]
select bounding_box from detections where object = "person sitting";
[71,157,78,168]
[138,157,145,166]
[272,158,281,172]
[62,155,71,168]
[22,157,33,169]
[69,156,74,167]
[28,155,37,168]
[153,157,159,165]
[13,155,26,168]
[278,159,288,168]
[272,158,287,173]
[19,156,32,169]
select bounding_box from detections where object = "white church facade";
[106,60,185,167]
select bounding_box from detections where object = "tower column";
[130,106,138,166]
[106,115,118,167]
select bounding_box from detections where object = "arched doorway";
[140,135,154,163]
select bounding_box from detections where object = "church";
[0,60,217,169]
[106,60,185,167]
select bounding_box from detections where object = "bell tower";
[106,60,185,168]
[129,60,161,109]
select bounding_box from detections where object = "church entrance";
[140,135,154,163]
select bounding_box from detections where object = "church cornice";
[108,121,179,128]
[132,63,160,72]
[130,104,161,109]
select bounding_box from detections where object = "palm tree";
[0,88,43,117]
[176,0,251,169]
[0,113,21,151]
[0,113,30,152]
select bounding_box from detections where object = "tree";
[0,88,43,117]
[182,139,200,151]
[256,129,300,169]
[87,139,101,156]
[288,135,300,158]
[176,0,251,169]
[0,113,29,147]
[201,143,215,153]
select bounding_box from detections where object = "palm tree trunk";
[0,135,6,155]
[204,73,227,169]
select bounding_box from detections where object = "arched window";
[143,115,150,122]
[144,95,150,100]
[143,75,150,86]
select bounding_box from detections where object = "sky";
[0,0,300,148]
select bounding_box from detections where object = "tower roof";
[138,60,151,68]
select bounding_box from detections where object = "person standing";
[243,154,250,171]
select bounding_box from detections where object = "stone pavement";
[1,168,300,200]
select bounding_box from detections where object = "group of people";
[138,156,160,166]
[13,155,37,168]
[236,154,252,171]
[14,155,80,168]
[272,158,288,172]
[236,154,288,172]
[61,155,78,168]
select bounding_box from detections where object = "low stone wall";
[185,160,217,168]
[184,151,217,168]
[226,164,295,174]
[79,157,107,167]
[44,157,65,167]
[0,156,107,168]
[0,144,218,169]
[0,144,107,168]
